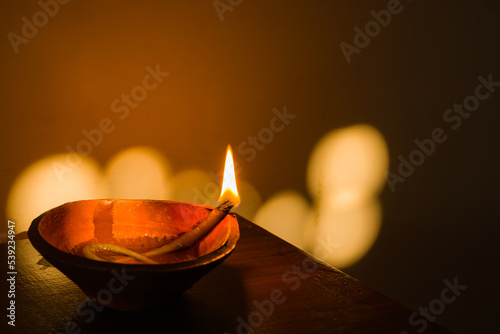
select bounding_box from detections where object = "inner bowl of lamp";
[28,199,240,310]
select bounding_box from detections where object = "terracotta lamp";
[27,147,241,310]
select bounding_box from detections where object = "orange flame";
[219,145,240,207]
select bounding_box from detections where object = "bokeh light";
[254,190,313,249]
[307,124,389,205]
[7,154,108,233]
[306,124,389,268]
[169,168,218,205]
[105,146,172,200]
[309,199,382,268]
[254,124,389,268]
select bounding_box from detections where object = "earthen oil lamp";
[28,146,241,310]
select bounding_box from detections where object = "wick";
[143,199,235,257]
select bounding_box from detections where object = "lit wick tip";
[218,189,240,210]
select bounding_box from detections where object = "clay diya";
[28,199,240,310]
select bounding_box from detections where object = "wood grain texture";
[1,216,450,334]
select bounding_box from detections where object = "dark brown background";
[1,1,499,333]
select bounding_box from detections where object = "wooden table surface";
[1,216,450,334]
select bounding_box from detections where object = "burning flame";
[219,145,240,208]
